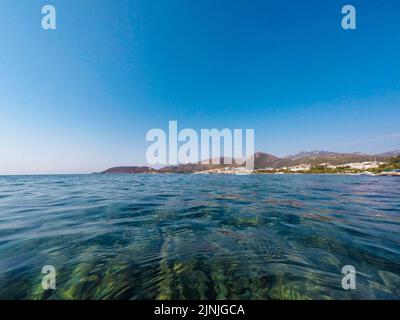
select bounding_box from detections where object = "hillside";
[281,151,387,167]
[100,150,399,173]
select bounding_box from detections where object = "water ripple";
[0,174,399,299]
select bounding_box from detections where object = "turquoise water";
[0,174,399,300]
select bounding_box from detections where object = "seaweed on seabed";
[93,238,164,299]
[26,240,78,300]
[27,246,100,300]
[216,261,273,299]
[156,235,176,300]
[268,266,339,300]
[209,258,253,299]
[206,231,257,299]
[31,245,143,300]
[156,232,216,300]
[266,260,334,300]
[56,246,105,299]
[91,259,139,299]
[0,273,35,300]
[30,224,164,300]
[238,239,282,299]
[206,228,299,300]
[75,226,165,300]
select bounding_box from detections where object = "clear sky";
[1,0,399,174]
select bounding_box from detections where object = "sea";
[0,174,399,299]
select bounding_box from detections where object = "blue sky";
[1,0,399,174]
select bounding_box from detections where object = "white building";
[287,164,312,172]
[339,161,385,170]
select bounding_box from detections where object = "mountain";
[99,150,398,173]
[158,153,281,172]
[159,157,241,173]
[286,150,354,160]
[376,150,400,157]
[247,152,280,169]
[282,150,386,167]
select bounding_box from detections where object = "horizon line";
[2,148,399,176]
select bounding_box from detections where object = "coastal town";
[196,160,400,176]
